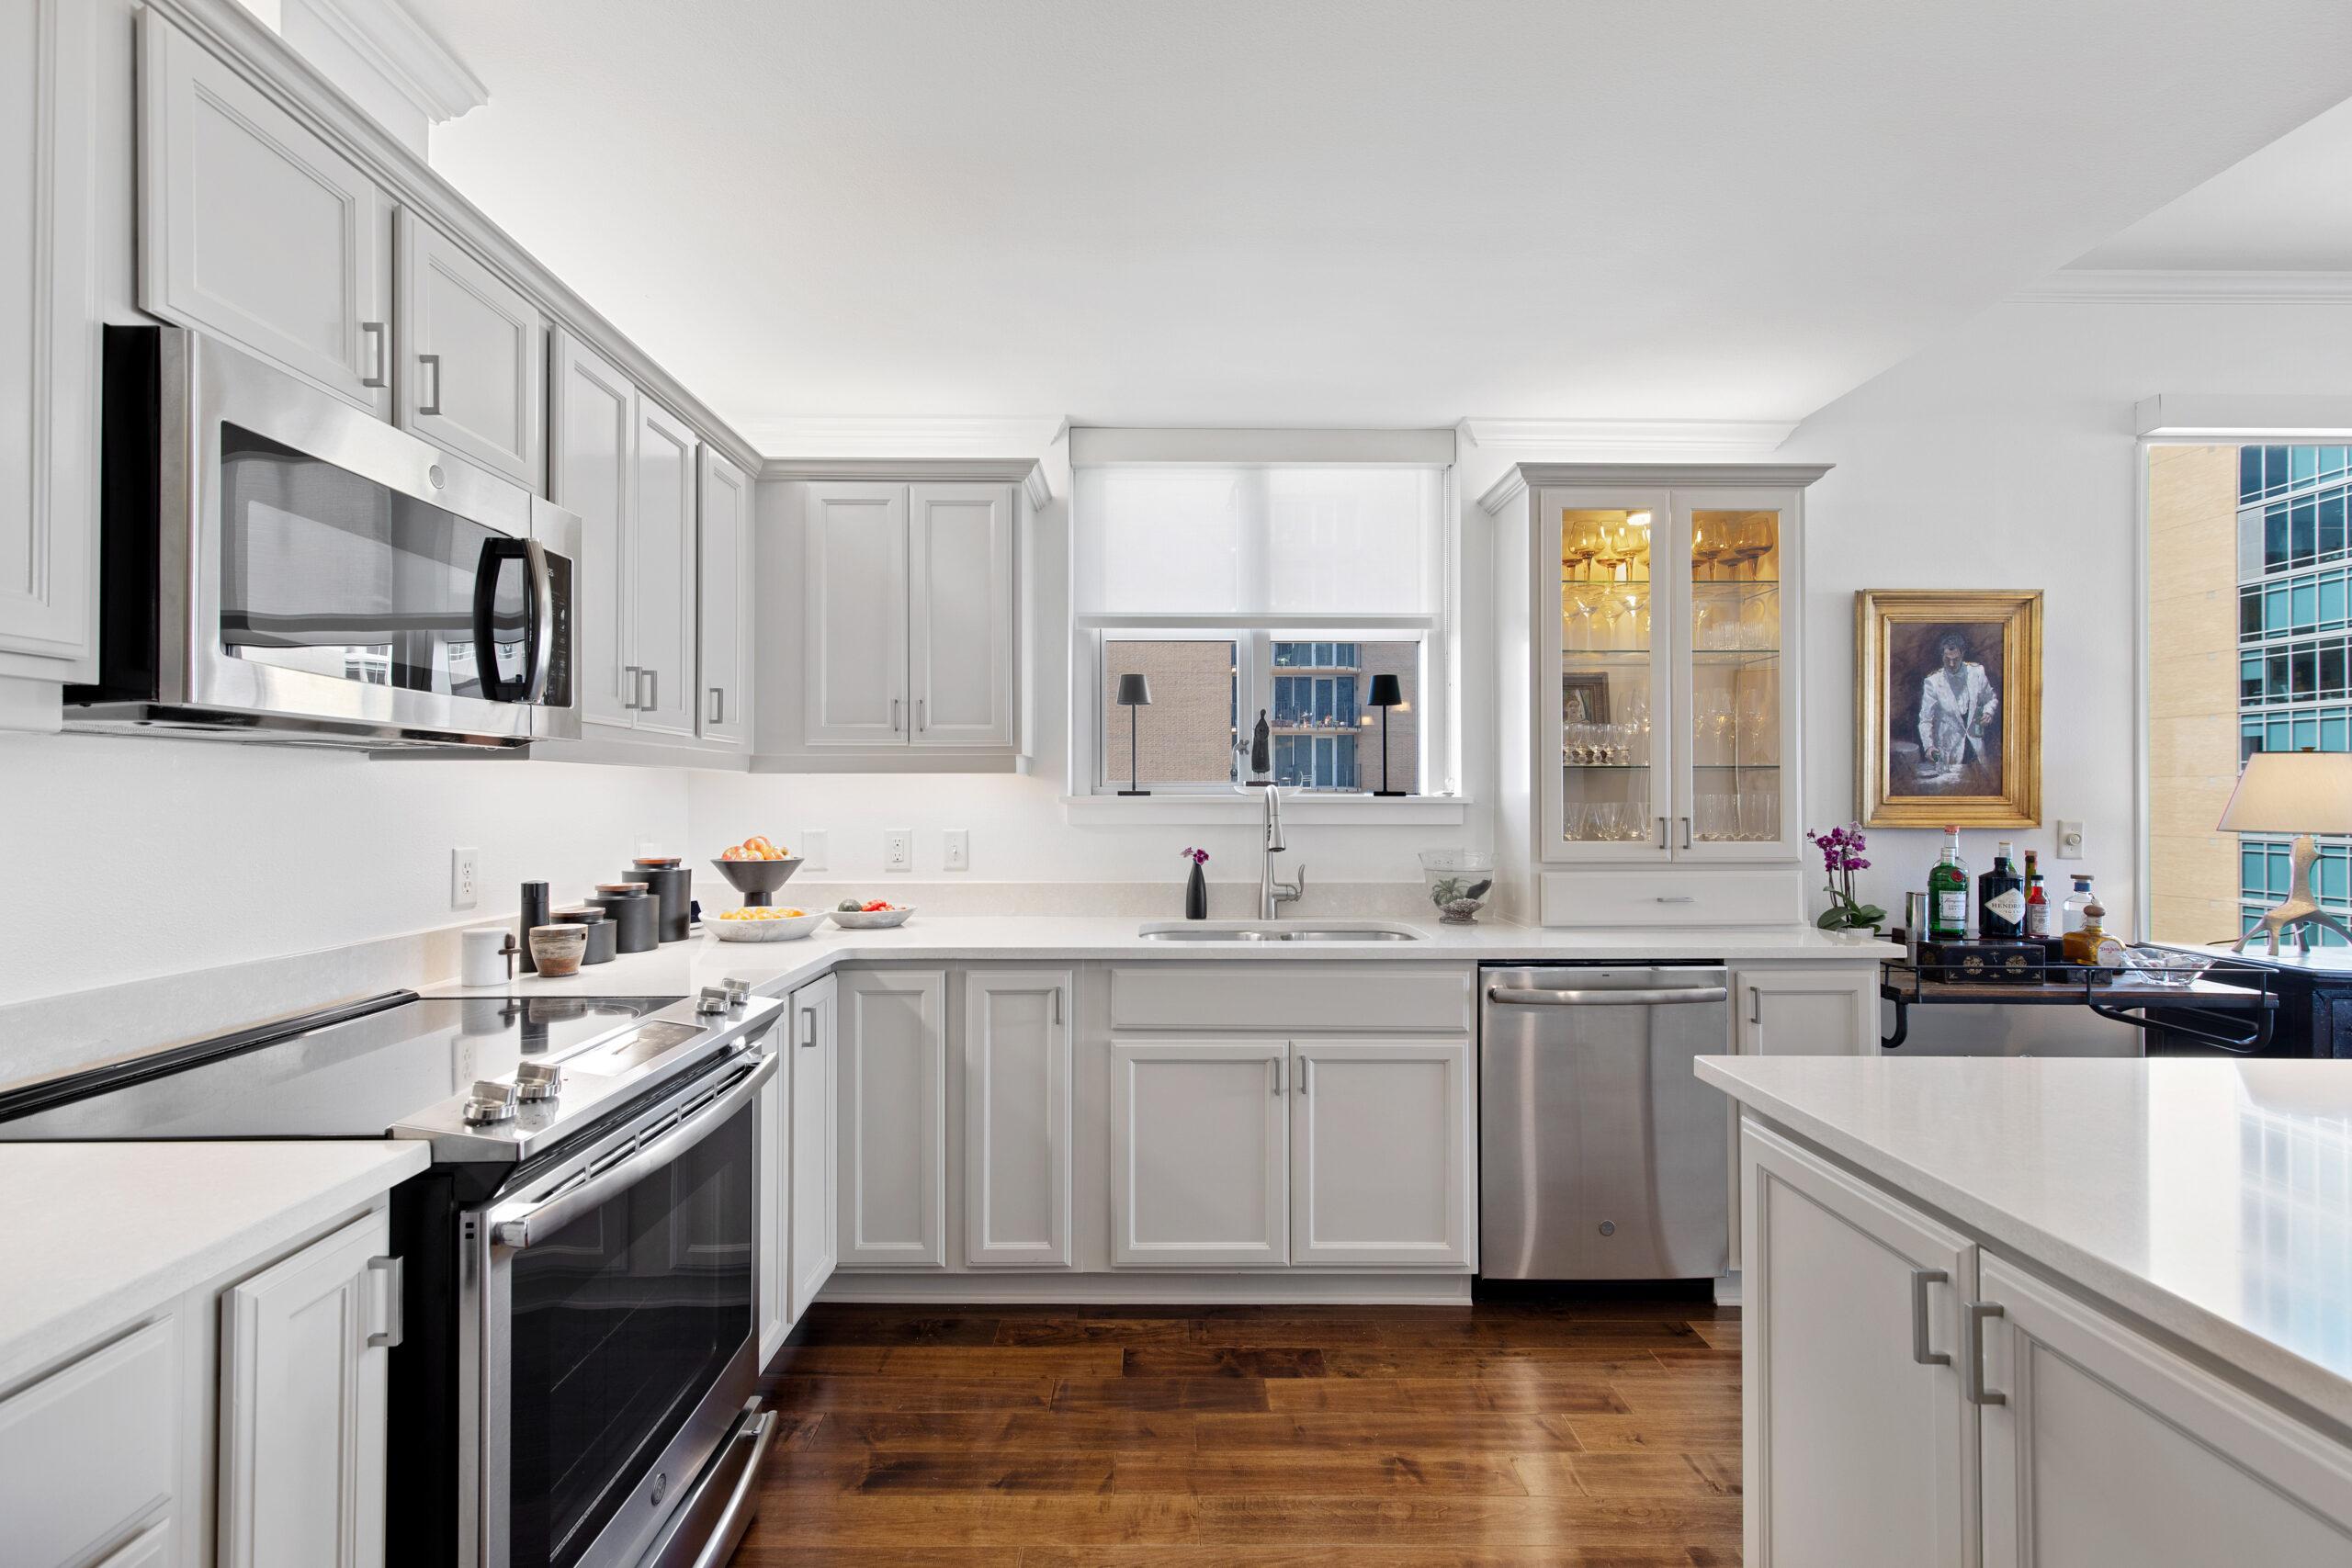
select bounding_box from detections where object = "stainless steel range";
[0,983,785,1568]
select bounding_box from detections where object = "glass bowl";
[1419,850,1496,924]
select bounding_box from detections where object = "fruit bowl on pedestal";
[709,856,804,908]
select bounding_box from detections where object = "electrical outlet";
[799,829,829,872]
[451,846,479,908]
[943,829,969,872]
[2053,819,2085,861]
[884,829,913,873]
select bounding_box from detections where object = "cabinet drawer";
[1539,868,1798,928]
[0,1318,177,1568]
[1109,965,1472,1032]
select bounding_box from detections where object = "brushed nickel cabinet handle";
[1271,1056,1283,1096]
[1911,1269,1951,1367]
[360,321,387,388]
[417,352,442,416]
[367,1256,404,1348]
[621,664,640,709]
[643,668,658,713]
[1966,1301,2007,1404]
[709,686,725,725]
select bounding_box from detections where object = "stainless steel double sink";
[1136,922,1420,942]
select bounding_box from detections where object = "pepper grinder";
[518,881,550,974]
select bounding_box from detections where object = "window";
[1075,459,1449,795]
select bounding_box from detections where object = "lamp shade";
[2216,750,2352,834]
[1367,673,1404,708]
[1114,673,1153,707]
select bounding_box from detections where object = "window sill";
[1059,793,1469,826]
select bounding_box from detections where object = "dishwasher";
[1479,964,1731,1280]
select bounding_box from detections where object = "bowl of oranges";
[711,836,802,905]
[710,906,825,942]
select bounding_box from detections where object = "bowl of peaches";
[710,906,826,942]
[710,836,802,906]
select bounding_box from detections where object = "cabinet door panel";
[803,483,909,746]
[964,971,1073,1268]
[1111,1039,1288,1267]
[630,398,698,737]
[909,483,1014,748]
[140,13,389,413]
[1670,488,1802,861]
[549,330,636,730]
[0,1317,176,1568]
[1290,1038,1472,1269]
[1735,967,1877,1057]
[396,211,542,489]
[0,0,98,671]
[838,971,948,1268]
[1980,1255,2352,1567]
[697,448,752,745]
[789,976,840,1317]
[219,1211,391,1568]
[755,1058,788,1369]
[1743,1122,1973,1568]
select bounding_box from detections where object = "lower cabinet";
[0,1317,177,1568]
[1728,963,1881,1272]
[753,1045,789,1367]
[788,975,841,1318]
[1745,1114,2352,1567]
[1111,1039,1291,1268]
[1290,1038,1474,1269]
[838,970,949,1269]
[218,1210,396,1568]
[963,970,1074,1268]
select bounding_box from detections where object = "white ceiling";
[413,0,2352,442]
[2070,93,2352,272]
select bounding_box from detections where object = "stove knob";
[515,1062,563,1102]
[463,1079,518,1125]
[721,978,752,1009]
[695,987,730,1018]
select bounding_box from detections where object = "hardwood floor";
[738,1295,1741,1566]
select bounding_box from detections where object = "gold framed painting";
[1855,589,2041,829]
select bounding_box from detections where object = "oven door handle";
[489,1052,776,1249]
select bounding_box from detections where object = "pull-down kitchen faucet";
[1260,785,1306,919]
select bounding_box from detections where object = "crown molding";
[287,0,486,123]
[1477,461,1834,516]
[758,457,1052,509]
[741,415,1064,463]
[1458,417,1798,456]
[2013,268,2352,304]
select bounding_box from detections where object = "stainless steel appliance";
[0,985,783,1568]
[1479,964,1731,1280]
[70,325,579,749]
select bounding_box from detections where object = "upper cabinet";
[0,0,99,682]
[1486,463,1829,924]
[139,12,392,416]
[395,211,545,491]
[630,397,699,738]
[788,467,1037,769]
[697,449,753,747]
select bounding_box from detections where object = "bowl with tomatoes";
[828,899,914,930]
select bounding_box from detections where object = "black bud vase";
[1185,861,1208,920]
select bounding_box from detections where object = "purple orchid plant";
[1806,822,1886,932]
[1181,847,1209,865]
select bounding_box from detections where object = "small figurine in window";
[1247,708,1272,786]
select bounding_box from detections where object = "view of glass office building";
[1101,639,1419,793]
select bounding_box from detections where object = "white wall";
[0,735,689,1006]
[1781,294,2352,942]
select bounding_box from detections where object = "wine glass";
[1691,521,1724,582]
[1563,519,1600,582]
[1731,514,1777,581]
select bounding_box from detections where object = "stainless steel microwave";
[69,326,579,749]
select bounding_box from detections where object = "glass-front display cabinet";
[1519,470,1823,867]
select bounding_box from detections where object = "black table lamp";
[1367,673,1407,796]
[1116,672,1153,795]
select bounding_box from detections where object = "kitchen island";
[1700,1054,2352,1565]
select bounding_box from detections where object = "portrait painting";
[1855,590,2041,828]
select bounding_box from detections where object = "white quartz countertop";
[1698,1055,2352,1434]
[0,1140,427,1391]
[429,914,1894,1002]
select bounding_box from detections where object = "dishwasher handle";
[1487,985,1729,1008]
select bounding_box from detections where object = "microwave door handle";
[521,539,555,702]
[469,537,528,702]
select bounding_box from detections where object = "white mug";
[461,926,511,987]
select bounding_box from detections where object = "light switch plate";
[799,829,828,872]
[884,829,913,872]
[451,846,479,908]
[943,829,969,872]
[2054,819,2085,860]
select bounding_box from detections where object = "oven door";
[465,1049,775,1568]
[175,329,577,744]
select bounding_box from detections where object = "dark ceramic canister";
[518,881,550,973]
[629,863,693,943]
[553,906,616,964]
[588,883,659,953]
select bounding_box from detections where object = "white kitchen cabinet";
[802,482,910,746]
[551,329,637,730]
[1977,1253,2352,1566]
[838,970,948,1269]
[93,1523,171,1568]
[1111,1039,1290,1268]
[629,397,698,738]
[0,1316,177,1568]
[394,211,543,490]
[788,975,841,1319]
[754,1045,788,1369]
[1743,1121,1977,1568]
[218,1211,395,1568]
[1735,965,1881,1056]
[1289,1038,1473,1269]
[139,11,391,415]
[963,970,1074,1269]
[0,0,98,682]
[697,448,753,747]
[910,483,1017,748]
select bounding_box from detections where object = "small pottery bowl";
[527,924,589,977]
[711,908,828,942]
[829,905,914,930]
